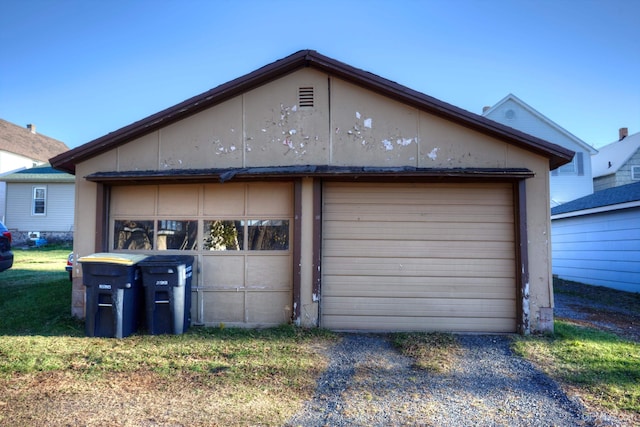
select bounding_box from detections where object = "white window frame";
[32,186,47,216]
[632,165,640,180]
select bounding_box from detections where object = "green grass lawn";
[514,321,639,421]
[0,245,336,426]
[1,247,638,425]
[0,245,81,336]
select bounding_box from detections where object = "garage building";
[51,50,573,334]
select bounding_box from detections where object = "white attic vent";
[298,86,314,108]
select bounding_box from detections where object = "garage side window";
[203,220,242,251]
[32,187,46,215]
[157,220,198,250]
[247,220,289,250]
[114,220,198,251]
[202,220,289,251]
[114,220,154,250]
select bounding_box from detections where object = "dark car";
[0,221,14,272]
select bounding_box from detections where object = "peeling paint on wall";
[427,147,439,160]
[521,280,530,334]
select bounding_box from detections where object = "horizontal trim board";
[324,240,515,259]
[322,297,515,317]
[85,166,534,184]
[321,315,516,333]
[323,257,515,277]
[324,221,514,241]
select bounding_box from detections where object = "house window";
[32,187,46,215]
[632,166,640,180]
[552,152,584,176]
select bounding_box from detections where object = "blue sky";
[1,0,638,149]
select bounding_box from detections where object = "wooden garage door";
[321,182,516,332]
[110,182,294,327]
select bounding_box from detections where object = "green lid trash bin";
[138,255,194,335]
[79,253,148,338]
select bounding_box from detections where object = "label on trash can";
[99,284,111,290]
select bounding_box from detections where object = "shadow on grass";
[0,274,84,337]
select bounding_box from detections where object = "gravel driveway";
[286,333,622,427]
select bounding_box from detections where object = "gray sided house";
[483,94,597,207]
[51,50,573,334]
[551,181,640,293]
[2,165,75,244]
[0,119,70,221]
[592,129,640,192]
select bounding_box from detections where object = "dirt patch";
[553,278,640,342]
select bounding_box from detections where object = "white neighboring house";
[592,128,640,192]
[483,94,597,207]
[0,119,70,222]
[551,181,640,293]
[2,164,75,244]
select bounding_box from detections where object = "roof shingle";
[551,181,640,215]
[0,119,70,162]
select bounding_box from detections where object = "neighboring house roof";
[551,180,640,217]
[2,164,75,183]
[0,119,70,162]
[592,131,640,178]
[50,50,574,174]
[483,93,598,155]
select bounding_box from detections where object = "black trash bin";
[138,255,194,335]
[79,253,148,338]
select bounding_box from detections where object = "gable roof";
[50,50,574,175]
[551,180,640,217]
[0,119,70,162]
[1,164,75,183]
[592,131,640,178]
[482,93,597,155]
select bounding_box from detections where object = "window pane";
[158,220,198,250]
[203,220,242,251]
[558,159,576,174]
[34,200,45,214]
[33,187,46,215]
[114,220,154,250]
[246,220,289,250]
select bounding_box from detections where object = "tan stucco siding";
[506,146,553,332]
[417,114,509,168]
[244,69,330,166]
[159,97,244,169]
[98,69,541,174]
[330,78,420,166]
[71,152,117,317]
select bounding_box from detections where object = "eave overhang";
[84,165,534,185]
[51,50,573,175]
